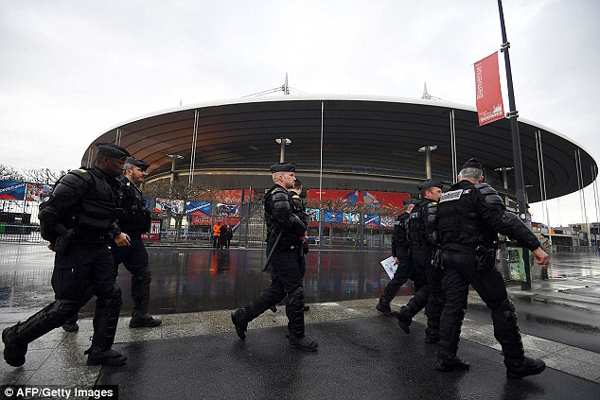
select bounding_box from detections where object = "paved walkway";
[2,295,599,399]
[1,244,599,399]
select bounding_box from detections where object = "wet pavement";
[1,243,599,398]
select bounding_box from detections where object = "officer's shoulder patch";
[439,189,463,203]
[292,194,300,199]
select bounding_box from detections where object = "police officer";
[2,144,130,367]
[113,157,162,328]
[231,163,318,351]
[376,198,419,315]
[396,180,444,344]
[290,178,310,312]
[61,157,161,331]
[435,158,549,378]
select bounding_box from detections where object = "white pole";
[449,110,457,182]
[189,110,199,186]
[319,102,324,248]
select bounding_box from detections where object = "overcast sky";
[1,0,599,227]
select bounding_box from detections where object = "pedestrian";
[435,158,549,378]
[226,224,233,248]
[376,198,419,315]
[213,221,221,248]
[219,223,228,248]
[395,180,445,345]
[231,163,318,351]
[2,144,131,367]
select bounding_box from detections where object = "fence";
[0,199,44,243]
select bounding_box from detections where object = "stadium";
[80,94,598,247]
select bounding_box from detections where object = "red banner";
[474,52,505,126]
[306,189,410,208]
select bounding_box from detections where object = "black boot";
[129,313,162,328]
[2,304,65,367]
[436,347,470,372]
[231,308,249,340]
[288,335,319,352]
[2,327,28,367]
[395,306,413,334]
[85,347,128,366]
[505,357,546,379]
[62,313,80,333]
[376,296,392,315]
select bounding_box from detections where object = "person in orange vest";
[213,222,222,248]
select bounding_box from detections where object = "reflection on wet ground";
[0,244,599,317]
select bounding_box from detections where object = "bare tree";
[22,168,65,185]
[0,164,25,182]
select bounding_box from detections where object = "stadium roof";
[82,95,597,202]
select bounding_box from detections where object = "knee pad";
[110,284,123,309]
[136,268,152,284]
[45,300,80,327]
[286,286,304,307]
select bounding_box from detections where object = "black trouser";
[405,251,444,340]
[10,243,121,350]
[439,251,524,361]
[382,250,413,302]
[245,244,306,338]
[111,237,151,315]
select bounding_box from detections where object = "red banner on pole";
[474,52,505,126]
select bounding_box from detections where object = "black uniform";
[231,171,318,351]
[396,198,444,342]
[377,211,412,313]
[111,174,160,327]
[290,191,309,277]
[2,165,126,367]
[436,179,544,376]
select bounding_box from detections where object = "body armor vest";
[437,182,496,248]
[72,169,118,236]
[408,199,431,249]
[116,176,150,237]
[264,185,297,247]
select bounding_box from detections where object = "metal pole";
[189,110,199,185]
[576,149,591,245]
[425,147,432,180]
[497,0,531,289]
[319,101,324,250]
[449,110,458,182]
[279,138,286,163]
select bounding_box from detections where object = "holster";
[475,245,495,272]
[54,230,73,254]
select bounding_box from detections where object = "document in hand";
[380,256,397,280]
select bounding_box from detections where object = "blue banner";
[364,214,381,226]
[324,210,343,223]
[185,201,211,216]
[0,181,26,200]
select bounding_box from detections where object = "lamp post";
[167,154,184,184]
[275,138,292,163]
[418,145,437,180]
[497,0,531,290]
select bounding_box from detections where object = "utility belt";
[267,232,302,252]
[72,233,110,244]
[443,243,496,272]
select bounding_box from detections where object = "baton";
[262,231,283,271]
